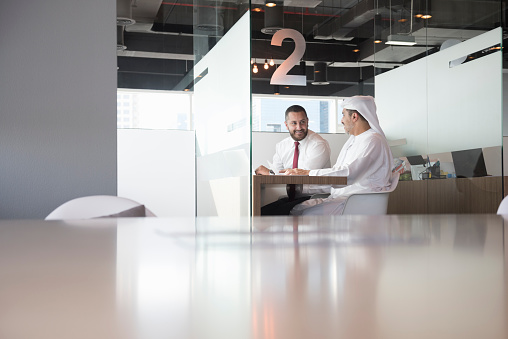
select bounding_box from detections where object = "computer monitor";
[451,148,488,178]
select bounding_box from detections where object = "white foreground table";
[0,215,507,339]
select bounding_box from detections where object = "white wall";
[0,0,117,219]
[118,129,195,217]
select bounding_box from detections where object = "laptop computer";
[406,155,427,166]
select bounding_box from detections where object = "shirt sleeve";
[304,139,331,170]
[309,136,386,182]
[271,142,285,172]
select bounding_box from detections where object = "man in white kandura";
[255,104,331,215]
[285,95,396,216]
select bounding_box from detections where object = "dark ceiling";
[117,0,505,96]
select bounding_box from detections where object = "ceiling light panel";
[250,0,322,8]
[386,35,416,46]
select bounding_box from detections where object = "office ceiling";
[117,0,505,96]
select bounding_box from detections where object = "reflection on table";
[0,215,506,339]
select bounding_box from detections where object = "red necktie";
[288,142,300,201]
[292,141,299,168]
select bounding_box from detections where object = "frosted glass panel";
[118,129,195,217]
[375,60,428,158]
[427,28,502,153]
[194,12,251,216]
[376,28,502,157]
[375,27,503,214]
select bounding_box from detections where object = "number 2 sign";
[270,29,307,86]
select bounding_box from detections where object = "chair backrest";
[45,195,156,220]
[341,192,391,215]
[496,195,508,214]
[341,172,399,215]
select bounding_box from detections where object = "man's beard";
[290,129,307,141]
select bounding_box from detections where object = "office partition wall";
[115,1,505,216]
[117,4,251,217]
[376,28,502,156]
[374,14,503,214]
[194,12,251,217]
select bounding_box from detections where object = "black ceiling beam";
[124,32,194,55]
[251,38,358,64]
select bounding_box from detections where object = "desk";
[252,175,347,215]
[1,215,506,339]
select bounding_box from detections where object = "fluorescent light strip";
[385,35,417,46]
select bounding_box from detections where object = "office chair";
[496,195,508,214]
[310,172,399,215]
[341,172,399,215]
[341,174,399,215]
[45,195,156,220]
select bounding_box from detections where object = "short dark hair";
[345,109,366,122]
[285,105,308,121]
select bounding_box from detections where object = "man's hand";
[282,168,310,176]
[255,165,270,175]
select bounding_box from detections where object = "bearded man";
[255,104,331,215]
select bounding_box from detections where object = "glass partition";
[194,11,252,216]
[373,0,503,214]
[116,0,505,216]
[250,0,504,214]
[117,2,251,217]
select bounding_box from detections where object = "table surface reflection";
[0,215,506,339]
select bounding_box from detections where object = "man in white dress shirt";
[285,96,395,216]
[255,105,331,215]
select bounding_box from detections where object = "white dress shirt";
[271,130,331,172]
[270,130,331,195]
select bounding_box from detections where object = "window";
[117,89,192,130]
[252,95,345,134]
[117,90,346,133]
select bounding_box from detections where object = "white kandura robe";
[290,128,394,215]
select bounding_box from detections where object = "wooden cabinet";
[388,177,503,214]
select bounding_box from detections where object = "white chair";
[496,195,508,214]
[341,172,400,215]
[45,195,156,220]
